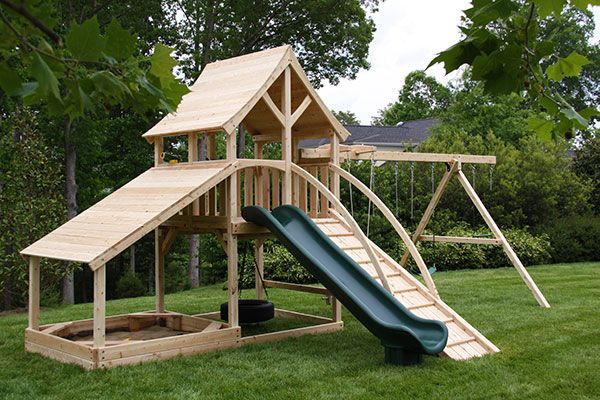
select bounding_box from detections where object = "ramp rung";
[394,287,418,294]
[327,232,354,237]
[447,337,477,347]
[340,245,364,250]
[407,301,435,310]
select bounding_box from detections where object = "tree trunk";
[237,124,245,158]
[186,0,217,288]
[129,244,135,274]
[188,234,200,287]
[63,118,76,304]
[187,134,208,288]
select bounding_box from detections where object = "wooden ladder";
[312,216,500,360]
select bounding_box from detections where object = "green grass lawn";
[1,262,600,400]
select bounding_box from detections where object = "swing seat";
[220,299,275,324]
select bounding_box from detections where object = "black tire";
[220,299,275,324]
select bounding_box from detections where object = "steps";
[312,216,500,361]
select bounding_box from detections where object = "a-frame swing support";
[398,159,550,308]
[301,145,550,309]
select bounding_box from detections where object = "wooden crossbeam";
[262,92,285,127]
[419,235,502,245]
[301,147,496,164]
[290,95,312,126]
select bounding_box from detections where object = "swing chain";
[367,156,375,237]
[395,161,399,217]
[489,164,494,192]
[431,162,435,196]
[471,164,476,191]
[410,162,415,221]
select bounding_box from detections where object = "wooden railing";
[329,163,439,297]
[230,160,333,219]
[212,159,391,291]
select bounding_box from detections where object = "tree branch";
[0,0,62,45]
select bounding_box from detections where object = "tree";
[573,134,600,213]
[167,0,380,287]
[0,108,65,310]
[539,7,600,122]
[372,71,451,125]
[332,110,360,125]
[429,0,600,140]
[439,74,536,144]
[0,0,188,302]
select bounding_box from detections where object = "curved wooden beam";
[329,163,439,297]
[290,164,392,292]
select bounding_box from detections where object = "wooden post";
[28,256,40,330]
[189,132,200,215]
[208,133,217,214]
[226,132,239,326]
[255,239,265,300]
[255,142,264,207]
[153,137,164,167]
[155,228,165,313]
[93,264,106,348]
[455,169,551,308]
[331,132,340,197]
[281,66,292,204]
[292,137,300,206]
[399,161,458,268]
[330,133,342,321]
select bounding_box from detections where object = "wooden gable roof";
[142,45,349,141]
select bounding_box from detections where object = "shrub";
[263,242,316,284]
[115,272,146,298]
[485,228,552,267]
[543,215,600,263]
[398,226,551,272]
[164,255,192,294]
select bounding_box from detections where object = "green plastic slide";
[242,205,448,365]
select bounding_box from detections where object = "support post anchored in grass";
[93,264,106,348]
[455,169,551,308]
[28,256,40,330]
[155,228,165,313]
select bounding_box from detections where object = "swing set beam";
[301,145,496,165]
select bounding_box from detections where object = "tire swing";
[220,241,275,324]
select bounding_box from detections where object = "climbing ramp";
[21,161,235,270]
[312,215,500,360]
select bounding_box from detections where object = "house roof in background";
[299,118,440,149]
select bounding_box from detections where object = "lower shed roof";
[21,162,236,270]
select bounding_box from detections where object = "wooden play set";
[21,45,549,369]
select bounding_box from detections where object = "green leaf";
[91,71,131,102]
[545,52,590,81]
[532,0,566,18]
[578,107,599,119]
[466,0,518,25]
[149,44,178,86]
[527,116,554,140]
[539,96,559,114]
[560,107,588,129]
[65,17,105,61]
[30,53,60,101]
[570,0,600,10]
[535,40,554,58]
[428,41,480,73]
[0,63,22,95]
[105,19,136,61]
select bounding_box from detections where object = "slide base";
[384,346,422,366]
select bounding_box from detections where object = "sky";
[317,1,600,124]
